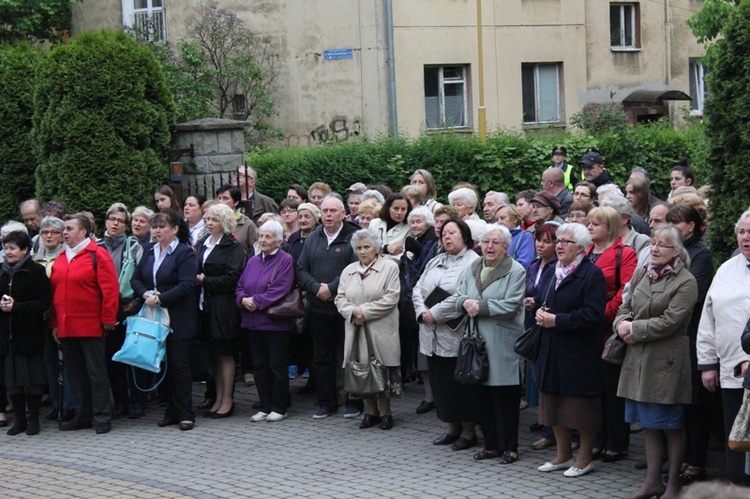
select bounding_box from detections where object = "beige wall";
[71,0,122,35]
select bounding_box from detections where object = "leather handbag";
[113,304,171,374]
[343,323,387,396]
[602,331,627,365]
[728,389,750,452]
[514,277,554,361]
[454,318,489,385]
[266,257,306,319]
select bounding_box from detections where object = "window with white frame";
[522,63,562,124]
[689,59,708,116]
[610,3,640,49]
[122,0,166,43]
[424,65,469,129]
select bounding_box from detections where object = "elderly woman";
[600,195,651,258]
[566,200,594,225]
[413,218,479,450]
[0,231,50,436]
[495,204,534,270]
[335,229,401,430]
[456,225,526,463]
[0,221,27,263]
[131,209,198,431]
[586,206,637,462]
[449,187,486,243]
[410,169,443,214]
[308,182,332,208]
[131,206,154,247]
[356,199,381,230]
[369,193,412,262]
[346,190,362,223]
[697,210,750,485]
[615,225,698,498]
[528,192,564,235]
[534,223,606,478]
[51,213,120,434]
[237,221,296,422]
[196,204,245,419]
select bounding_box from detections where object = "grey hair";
[361,189,385,205]
[481,224,512,247]
[735,210,750,234]
[485,191,511,205]
[448,187,478,210]
[40,216,65,233]
[321,195,346,211]
[651,224,689,265]
[597,184,623,199]
[407,206,434,226]
[106,202,130,224]
[259,220,284,242]
[132,206,154,221]
[631,167,650,182]
[600,194,633,219]
[350,228,382,251]
[206,203,237,234]
[556,222,591,251]
[1,221,28,236]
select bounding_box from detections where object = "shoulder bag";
[119,236,139,299]
[454,317,489,384]
[602,267,646,365]
[343,323,387,396]
[729,389,750,452]
[266,256,305,319]
[514,276,554,361]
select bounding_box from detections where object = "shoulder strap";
[91,250,97,272]
[614,245,623,294]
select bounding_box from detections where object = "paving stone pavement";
[0,377,733,498]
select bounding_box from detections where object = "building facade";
[71,0,706,144]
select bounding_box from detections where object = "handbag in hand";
[343,323,387,396]
[728,389,750,452]
[602,331,627,365]
[266,257,305,319]
[514,277,554,361]
[454,318,489,385]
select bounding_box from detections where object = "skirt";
[625,399,685,430]
[427,354,476,423]
[4,352,46,387]
[539,391,602,431]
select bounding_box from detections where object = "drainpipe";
[385,0,398,140]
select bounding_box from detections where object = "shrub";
[32,31,175,221]
[0,43,45,222]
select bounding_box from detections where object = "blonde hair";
[205,203,237,234]
[587,206,621,245]
[357,199,382,218]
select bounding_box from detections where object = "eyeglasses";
[107,217,126,224]
[556,239,577,246]
[280,208,296,214]
[574,192,592,199]
[649,241,675,249]
[41,230,61,236]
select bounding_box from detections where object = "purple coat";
[235,249,295,331]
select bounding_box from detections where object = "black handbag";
[424,285,465,330]
[514,277,554,361]
[454,318,489,384]
[343,323,387,396]
[602,331,627,365]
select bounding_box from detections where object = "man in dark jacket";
[297,196,360,419]
[579,151,615,188]
[235,165,279,224]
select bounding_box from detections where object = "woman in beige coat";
[614,225,698,499]
[336,229,401,430]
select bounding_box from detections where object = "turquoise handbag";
[113,305,172,389]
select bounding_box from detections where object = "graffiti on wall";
[285,115,362,147]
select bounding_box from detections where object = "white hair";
[259,220,284,242]
[600,194,633,219]
[481,224,512,247]
[407,206,434,226]
[597,184,623,201]
[485,191,511,205]
[350,228,382,251]
[736,210,750,234]
[556,222,591,250]
[361,189,385,205]
[448,187,478,210]
[1,221,28,237]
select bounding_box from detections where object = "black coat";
[534,257,607,397]
[0,258,50,356]
[196,234,244,341]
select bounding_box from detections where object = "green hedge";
[0,43,45,222]
[250,123,708,208]
[32,31,175,220]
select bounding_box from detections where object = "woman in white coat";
[456,225,526,464]
[413,218,480,451]
[336,229,401,430]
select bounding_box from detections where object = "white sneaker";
[266,411,288,422]
[250,411,268,422]
[538,458,575,472]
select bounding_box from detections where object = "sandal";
[472,449,499,461]
[499,451,519,465]
[679,466,706,485]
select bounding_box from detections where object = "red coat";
[50,239,120,338]
[587,238,637,326]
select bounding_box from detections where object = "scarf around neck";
[554,252,584,289]
[1,252,32,280]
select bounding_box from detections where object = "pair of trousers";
[473,384,522,453]
[247,329,291,414]
[596,360,630,453]
[106,324,146,410]
[163,338,195,422]
[62,337,113,425]
[308,312,345,410]
[44,333,77,411]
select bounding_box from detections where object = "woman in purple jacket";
[236,220,296,422]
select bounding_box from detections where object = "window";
[689,59,708,116]
[424,65,469,129]
[122,0,166,43]
[522,63,562,124]
[610,3,640,49]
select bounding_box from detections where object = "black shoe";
[157,417,179,427]
[7,419,27,436]
[451,436,478,451]
[26,416,40,436]
[60,420,93,431]
[379,415,393,430]
[60,409,76,422]
[46,408,58,421]
[94,422,111,434]
[433,433,460,446]
[359,414,381,429]
[601,451,627,463]
[416,400,435,414]
[212,404,235,419]
[202,410,217,418]
[529,422,544,432]
[197,399,215,410]
[128,407,145,419]
[179,421,194,431]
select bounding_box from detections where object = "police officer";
[551,146,578,191]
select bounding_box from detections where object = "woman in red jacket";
[586,206,637,462]
[50,213,120,434]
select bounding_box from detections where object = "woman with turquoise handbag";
[131,209,197,431]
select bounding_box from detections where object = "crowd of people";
[0,148,749,497]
